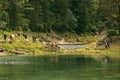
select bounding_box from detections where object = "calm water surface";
[0,55,120,80]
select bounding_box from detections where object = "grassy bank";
[0,30,120,58]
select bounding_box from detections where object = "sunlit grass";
[0,30,119,57]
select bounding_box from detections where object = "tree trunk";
[118,0,120,35]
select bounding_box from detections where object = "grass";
[0,30,120,58]
[0,31,44,55]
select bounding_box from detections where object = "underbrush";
[0,30,119,56]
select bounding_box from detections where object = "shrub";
[107,30,117,37]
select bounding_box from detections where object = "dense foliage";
[0,0,119,34]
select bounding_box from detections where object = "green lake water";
[0,55,120,80]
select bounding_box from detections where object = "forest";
[0,0,119,34]
[0,1,120,80]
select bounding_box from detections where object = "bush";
[107,30,117,37]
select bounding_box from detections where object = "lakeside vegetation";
[0,0,120,58]
[0,0,120,33]
[0,30,119,59]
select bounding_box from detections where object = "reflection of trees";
[0,56,119,80]
[50,53,59,63]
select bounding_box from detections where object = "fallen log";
[11,50,26,55]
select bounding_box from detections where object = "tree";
[70,0,93,33]
[95,0,118,33]
[0,0,119,34]
[0,0,9,30]
[118,0,120,34]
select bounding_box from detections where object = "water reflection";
[50,54,59,63]
[0,56,30,65]
[0,55,119,80]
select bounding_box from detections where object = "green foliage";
[0,0,119,34]
[107,29,117,37]
[0,33,43,55]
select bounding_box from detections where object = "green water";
[0,55,119,80]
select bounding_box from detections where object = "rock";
[11,50,26,55]
[0,48,4,52]
[97,39,105,46]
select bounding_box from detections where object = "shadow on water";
[101,56,111,63]
[0,55,120,80]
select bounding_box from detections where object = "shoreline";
[0,31,119,59]
[1,50,120,60]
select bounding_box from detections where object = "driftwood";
[11,50,26,55]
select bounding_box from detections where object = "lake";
[0,55,120,80]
